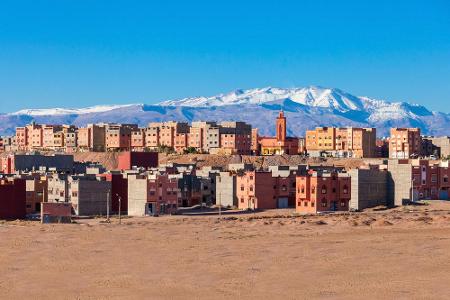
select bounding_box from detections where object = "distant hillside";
[1,86,449,137]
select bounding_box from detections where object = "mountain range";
[0,86,449,137]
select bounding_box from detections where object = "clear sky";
[0,0,449,113]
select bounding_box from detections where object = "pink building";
[236,170,296,210]
[296,171,351,214]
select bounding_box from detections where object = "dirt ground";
[2,202,450,299]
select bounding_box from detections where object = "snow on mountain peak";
[10,104,138,116]
[158,86,366,112]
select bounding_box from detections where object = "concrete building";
[349,168,388,211]
[127,173,179,216]
[389,128,421,159]
[23,174,48,214]
[0,154,74,173]
[47,174,70,203]
[69,175,111,216]
[219,121,252,155]
[387,159,447,205]
[296,171,351,214]
[215,171,237,207]
[429,136,450,158]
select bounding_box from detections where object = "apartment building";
[105,124,138,151]
[387,159,448,205]
[68,175,111,216]
[131,128,146,151]
[236,168,297,210]
[63,125,78,152]
[296,171,351,213]
[219,121,252,155]
[77,124,106,152]
[389,128,421,159]
[306,127,336,154]
[22,174,48,214]
[145,126,160,149]
[306,127,376,158]
[191,121,220,153]
[127,173,179,216]
[428,136,450,158]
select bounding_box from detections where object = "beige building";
[389,128,421,159]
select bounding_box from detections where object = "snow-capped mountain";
[11,104,137,116]
[159,86,365,111]
[0,86,448,137]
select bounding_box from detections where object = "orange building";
[296,171,351,213]
[306,127,376,158]
[389,128,421,159]
[258,111,299,155]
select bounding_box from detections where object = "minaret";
[276,111,286,142]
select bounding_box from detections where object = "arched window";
[321,185,327,194]
[301,185,305,193]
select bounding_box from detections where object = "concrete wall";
[127,176,148,216]
[349,169,388,211]
[216,172,236,207]
[14,154,74,172]
[387,160,412,206]
[70,179,111,216]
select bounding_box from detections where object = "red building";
[97,173,128,213]
[0,178,26,219]
[236,170,296,210]
[296,171,351,214]
[258,111,299,155]
[117,151,158,170]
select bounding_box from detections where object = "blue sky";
[0,0,449,113]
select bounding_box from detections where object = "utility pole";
[106,189,110,223]
[218,177,221,220]
[116,193,122,225]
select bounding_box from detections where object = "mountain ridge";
[1,86,448,137]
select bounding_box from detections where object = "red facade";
[0,178,26,219]
[117,152,158,170]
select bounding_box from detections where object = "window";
[321,199,327,207]
[311,202,315,207]
[301,186,305,193]
[343,186,348,194]
[282,185,287,191]
[321,185,327,194]
[340,201,346,207]
[240,198,244,203]
[240,185,244,191]
[249,185,253,192]
[311,186,316,194]
[304,201,307,207]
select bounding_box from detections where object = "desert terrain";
[2,202,450,299]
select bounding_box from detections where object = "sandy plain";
[1,202,450,299]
